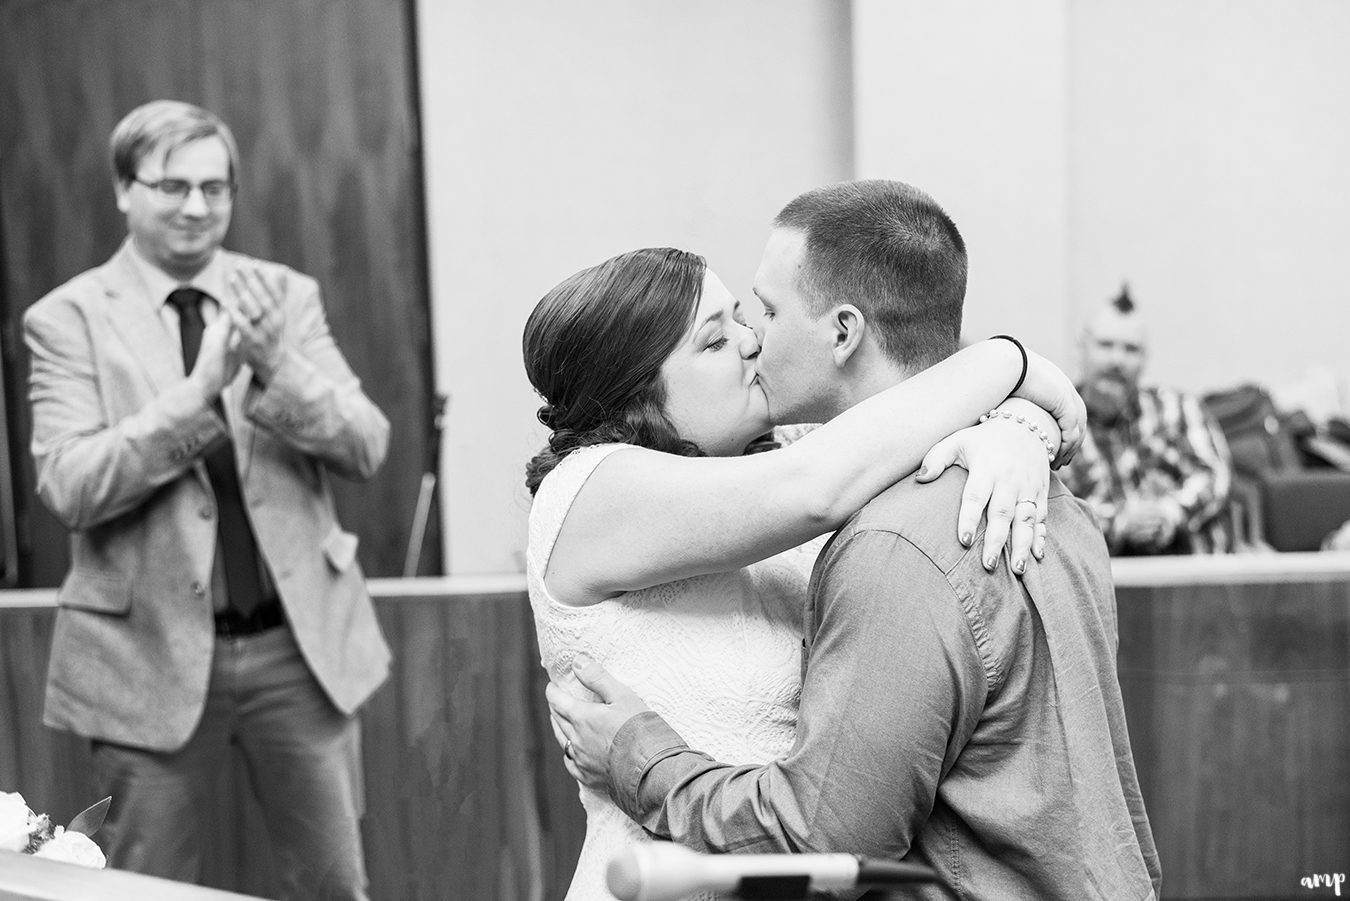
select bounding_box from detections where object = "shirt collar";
[125,242,229,307]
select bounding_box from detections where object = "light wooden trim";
[8,554,1350,610]
[0,575,529,610]
[1109,551,1350,587]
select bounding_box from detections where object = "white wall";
[1068,0,1350,396]
[422,0,1350,573]
[854,0,1350,398]
[853,0,1074,364]
[416,0,853,573]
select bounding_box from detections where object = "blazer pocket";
[57,567,132,615]
[322,527,360,573]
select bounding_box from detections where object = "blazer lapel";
[99,242,185,392]
[99,242,213,493]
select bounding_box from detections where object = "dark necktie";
[167,288,265,617]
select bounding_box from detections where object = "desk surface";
[1109,549,1350,586]
[0,850,265,901]
[5,553,1350,609]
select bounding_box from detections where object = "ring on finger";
[1016,498,1038,506]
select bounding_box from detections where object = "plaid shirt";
[1063,384,1234,555]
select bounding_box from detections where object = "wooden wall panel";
[0,0,438,584]
[7,578,1349,899]
[1117,581,1350,899]
[0,594,586,900]
[0,610,100,826]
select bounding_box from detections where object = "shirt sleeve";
[1167,392,1232,530]
[1061,432,1133,553]
[608,529,986,859]
[1067,390,1234,553]
[242,268,389,481]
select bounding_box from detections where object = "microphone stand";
[403,392,448,578]
[732,871,959,901]
[607,844,958,901]
[732,887,959,900]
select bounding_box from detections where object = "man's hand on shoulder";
[546,655,651,791]
[1120,496,1182,549]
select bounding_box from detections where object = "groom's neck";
[827,355,912,420]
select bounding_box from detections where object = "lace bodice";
[527,443,822,901]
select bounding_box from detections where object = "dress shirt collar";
[124,240,229,308]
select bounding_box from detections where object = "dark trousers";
[92,626,370,901]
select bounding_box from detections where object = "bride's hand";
[916,400,1053,574]
[1010,350,1087,468]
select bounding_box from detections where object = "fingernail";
[1013,559,1026,574]
[960,532,973,547]
[573,653,592,670]
[916,467,929,480]
[983,556,996,571]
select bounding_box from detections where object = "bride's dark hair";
[523,248,708,496]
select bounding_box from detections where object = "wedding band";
[564,739,574,759]
[1016,498,1038,506]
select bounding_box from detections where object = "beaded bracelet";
[979,408,1057,461]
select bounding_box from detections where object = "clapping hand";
[226,266,286,384]
[189,312,243,400]
[546,654,651,791]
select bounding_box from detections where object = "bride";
[522,246,1079,900]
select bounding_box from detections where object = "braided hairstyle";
[522,248,708,496]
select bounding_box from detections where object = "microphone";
[607,842,945,901]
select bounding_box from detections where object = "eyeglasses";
[132,176,237,207]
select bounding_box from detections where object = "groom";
[549,180,1162,899]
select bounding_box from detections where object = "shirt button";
[191,581,206,597]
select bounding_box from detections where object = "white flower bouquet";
[0,790,109,868]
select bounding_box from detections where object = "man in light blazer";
[24,100,390,900]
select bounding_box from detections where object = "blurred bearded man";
[1063,286,1234,555]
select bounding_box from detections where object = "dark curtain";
[0,0,441,586]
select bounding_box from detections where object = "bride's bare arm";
[546,338,1078,605]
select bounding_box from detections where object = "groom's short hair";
[773,179,967,372]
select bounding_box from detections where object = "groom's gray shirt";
[608,470,1162,901]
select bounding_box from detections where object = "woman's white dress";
[527,443,822,901]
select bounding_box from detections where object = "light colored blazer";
[24,241,392,752]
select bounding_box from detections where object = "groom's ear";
[827,304,866,368]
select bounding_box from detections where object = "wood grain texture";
[0,0,438,585]
[1117,580,1350,899]
[0,592,586,900]
[6,577,1349,899]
